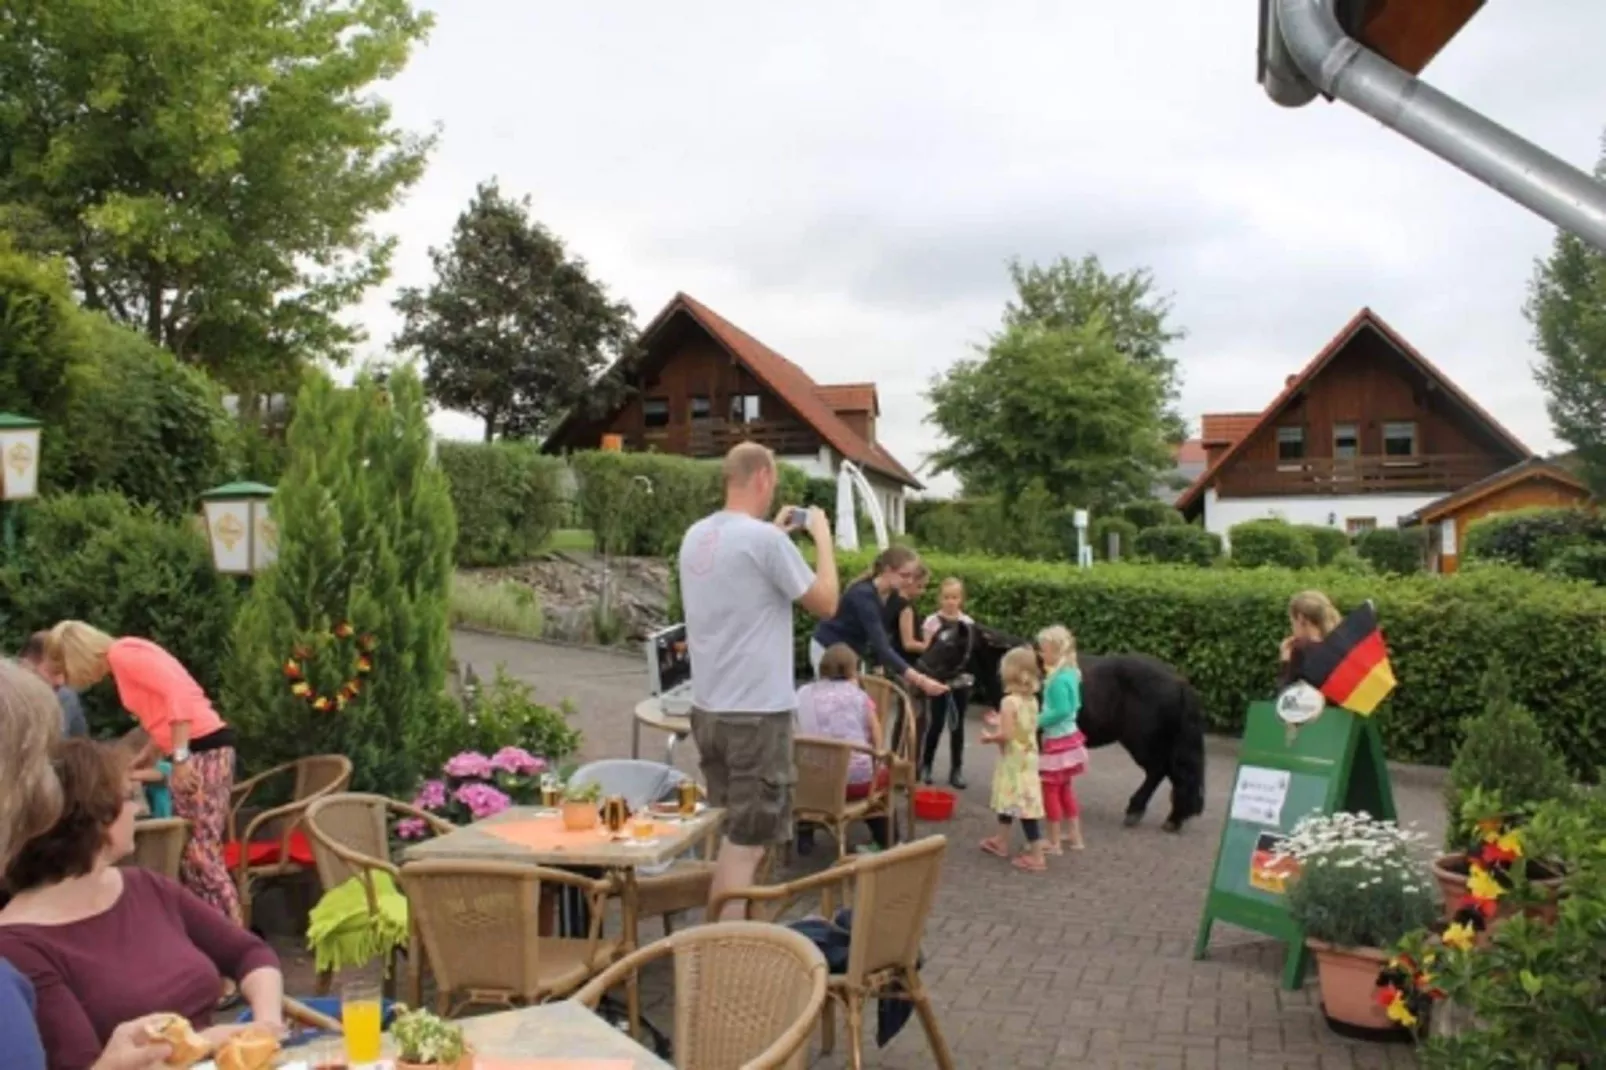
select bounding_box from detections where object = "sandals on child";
[979,839,1008,858]
[1011,854,1047,873]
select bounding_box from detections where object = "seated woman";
[1278,589,1341,689]
[795,643,891,850]
[0,739,283,1070]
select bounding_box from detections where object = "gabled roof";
[1176,308,1531,513]
[1397,457,1591,527]
[547,293,921,488]
[816,383,879,415]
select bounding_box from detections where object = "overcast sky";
[350,1,1606,497]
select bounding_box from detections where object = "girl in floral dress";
[979,646,1048,872]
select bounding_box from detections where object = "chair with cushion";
[226,754,353,927]
[793,736,895,859]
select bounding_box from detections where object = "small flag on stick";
[1299,600,1397,716]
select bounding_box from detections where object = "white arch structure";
[834,460,889,553]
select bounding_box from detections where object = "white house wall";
[782,447,906,535]
[1203,487,1441,547]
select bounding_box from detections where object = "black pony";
[918,620,1207,832]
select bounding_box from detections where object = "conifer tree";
[224,367,458,797]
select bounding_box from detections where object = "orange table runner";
[482,817,664,854]
[476,1059,631,1069]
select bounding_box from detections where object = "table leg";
[622,869,641,1039]
[664,731,678,766]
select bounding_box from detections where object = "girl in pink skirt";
[1035,625,1089,853]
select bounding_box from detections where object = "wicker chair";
[859,676,920,840]
[303,792,455,1003]
[122,818,189,881]
[793,737,894,859]
[401,859,621,1017]
[711,835,954,1070]
[227,754,353,927]
[574,921,828,1070]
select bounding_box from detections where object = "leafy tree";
[224,367,459,798]
[393,181,637,441]
[1526,134,1606,493]
[1004,255,1188,442]
[0,0,436,394]
[925,317,1175,509]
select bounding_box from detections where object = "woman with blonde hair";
[0,660,178,1070]
[1278,590,1341,689]
[46,622,240,922]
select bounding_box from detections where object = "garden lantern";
[0,413,43,502]
[200,481,278,575]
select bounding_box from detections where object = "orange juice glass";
[631,813,656,840]
[341,980,383,1064]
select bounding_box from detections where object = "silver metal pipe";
[1270,0,1606,253]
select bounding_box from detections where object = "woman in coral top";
[46,622,240,923]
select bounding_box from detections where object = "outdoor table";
[631,696,691,762]
[380,1000,672,1067]
[403,804,724,1036]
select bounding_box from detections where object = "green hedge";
[1134,524,1221,566]
[1465,507,1605,571]
[1355,527,1427,575]
[780,553,1606,776]
[438,442,566,566]
[1229,519,1318,569]
[1090,516,1139,560]
[1301,524,1350,565]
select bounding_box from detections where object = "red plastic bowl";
[913,787,957,822]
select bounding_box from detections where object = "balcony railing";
[630,421,821,458]
[1224,454,1505,497]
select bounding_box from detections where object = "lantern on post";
[200,482,279,575]
[0,413,43,502]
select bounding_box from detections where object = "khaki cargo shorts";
[689,709,795,847]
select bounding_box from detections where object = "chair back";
[305,793,392,890]
[400,860,549,1012]
[295,755,355,802]
[568,759,688,812]
[124,818,189,880]
[860,676,918,767]
[791,737,852,820]
[844,835,947,983]
[669,922,828,1070]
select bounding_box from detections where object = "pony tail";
[855,545,920,585]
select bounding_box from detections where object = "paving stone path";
[271,631,1442,1069]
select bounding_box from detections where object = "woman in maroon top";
[0,740,284,1070]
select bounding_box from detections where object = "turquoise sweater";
[1039,666,1082,739]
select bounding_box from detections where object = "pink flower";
[489,747,545,776]
[413,779,448,811]
[453,782,512,821]
[395,817,428,840]
[443,751,494,779]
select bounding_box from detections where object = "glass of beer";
[631,811,656,841]
[603,795,628,833]
[340,980,382,1065]
[539,774,560,809]
[677,779,699,817]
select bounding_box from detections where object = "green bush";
[459,666,582,763]
[437,442,566,566]
[1547,542,1606,585]
[1133,524,1221,567]
[1090,516,1140,560]
[1464,506,1606,570]
[788,552,1606,774]
[570,451,723,557]
[1228,519,1318,569]
[1118,500,1186,530]
[0,492,238,737]
[1353,526,1427,575]
[1298,524,1350,565]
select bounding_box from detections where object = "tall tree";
[0,0,435,394]
[392,181,637,441]
[1526,135,1606,493]
[1004,255,1188,442]
[925,317,1175,509]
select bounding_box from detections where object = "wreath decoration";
[282,621,378,712]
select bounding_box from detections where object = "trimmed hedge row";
[782,552,1606,775]
[437,442,566,566]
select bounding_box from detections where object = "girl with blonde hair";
[45,622,241,922]
[1036,625,1090,853]
[1278,590,1341,689]
[978,646,1048,872]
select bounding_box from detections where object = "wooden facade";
[1403,460,1592,573]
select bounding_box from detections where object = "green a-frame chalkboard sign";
[1193,700,1397,990]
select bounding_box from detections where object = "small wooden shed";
[1399,457,1592,573]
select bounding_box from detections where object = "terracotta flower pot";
[561,800,599,831]
[1307,940,1396,1032]
[1431,853,1563,931]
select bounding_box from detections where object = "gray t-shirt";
[678,510,816,713]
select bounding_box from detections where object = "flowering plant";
[1444,788,1563,941]
[1275,811,1440,950]
[1372,931,1445,1030]
[396,746,548,839]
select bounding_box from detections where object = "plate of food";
[648,800,706,818]
[147,1014,282,1070]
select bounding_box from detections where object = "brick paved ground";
[266,632,1442,1069]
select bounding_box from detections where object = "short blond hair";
[1036,624,1078,672]
[722,442,775,487]
[1289,590,1340,636]
[1000,645,1041,696]
[46,620,116,691]
[0,659,65,869]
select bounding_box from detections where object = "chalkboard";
[1192,700,1397,990]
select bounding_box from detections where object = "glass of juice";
[631,812,656,841]
[341,980,383,1065]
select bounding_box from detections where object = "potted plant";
[391,1006,470,1070]
[560,779,603,831]
[1430,788,1565,936]
[1278,811,1440,1034]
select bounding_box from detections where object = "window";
[1333,423,1359,460]
[1346,517,1377,536]
[731,394,761,423]
[1277,426,1305,462]
[643,398,669,428]
[1383,421,1417,458]
[689,395,712,420]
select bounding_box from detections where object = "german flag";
[1299,601,1397,716]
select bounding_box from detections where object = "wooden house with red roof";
[543,293,923,533]
[1175,308,1535,545]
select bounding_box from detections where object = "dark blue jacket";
[812,580,910,676]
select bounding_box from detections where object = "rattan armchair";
[573,921,828,1070]
[793,736,895,859]
[710,834,954,1070]
[401,859,621,1017]
[227,754,353,927]
[304,792,455,1003]
[122,818,189,881]
[859,676,920,840]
